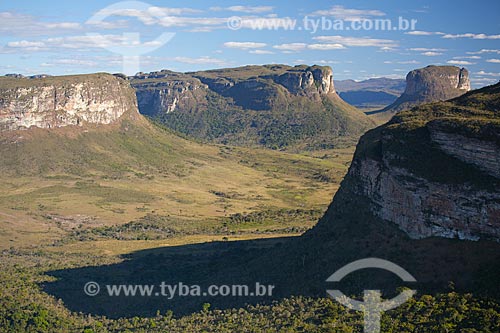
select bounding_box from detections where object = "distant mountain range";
[335,77,406,110]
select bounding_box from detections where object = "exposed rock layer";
[0,73,137,131]
[323,82,500,241]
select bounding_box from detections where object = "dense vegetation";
[0,250,499,332]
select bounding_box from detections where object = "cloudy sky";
[1,0,499,87]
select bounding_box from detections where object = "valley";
[0,64,498,332]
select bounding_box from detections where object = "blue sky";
[1,0,499,87]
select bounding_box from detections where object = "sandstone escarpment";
[345,149,499,241]
[326,82,500,241]
[130,64,374,150]
[380,65,471,115]
[0,73,137,131]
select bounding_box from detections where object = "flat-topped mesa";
[0,73,137,132]
[130,64,374,150]
[130,64,338,115]
[404,65,470,97]
[381,65,471,114]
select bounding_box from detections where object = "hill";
[131,65,375,150]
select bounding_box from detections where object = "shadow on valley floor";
[43,201,500,319]
[43,234,413,319]
[43,237,299,318]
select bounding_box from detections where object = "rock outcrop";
[0,73,137,131]
[271,65,335,95]
[131,64,375,150]
[376,65,471,116]
[322,82,500,241]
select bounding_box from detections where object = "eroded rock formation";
[0,73,137,131]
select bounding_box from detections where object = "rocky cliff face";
[131,64,374,150]
[404,66,470,97]
[132,70,208,116]
[380,65,471,115]
[327,83,500,241]
[272,65,335,95]
[0,73,137,131]
[132,65,337,114]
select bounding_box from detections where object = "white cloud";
[397,60,420,64]
[311,6,385,21]
[409,48,446,52]
[467,49,500,55]
[422,52,443,56]
[90,6,227,31]
[85,20,128,29]
[157,16,227,28]
[314,60,341,64]
[470,77,498,85]
[307,43,345,50]
[273,43,307,52]
[7,40,45,48]
[3,34,172,53]
[45,22,81,29]
[476,71,500,77]
[96,6,201,26]
[447,60,475,65]
[249,50,274,54]
[405,31,444,36]
[210,6,274,14]
[0,11,82,37]
[486,59,500,63]
[443,33,500,40]
[272,42,345,52]
[358,73,406,80]
[41,59,98,67]
[313,35,397,48]
[172,56,227,65]
[223,42,267,49]
[452,56,481,59]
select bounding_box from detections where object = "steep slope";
[294,82,500,295]
[131,65,375,150]
[335,77,405,110]
[332,82,499,240]
[370,66,471,121]
[221,82,500,305]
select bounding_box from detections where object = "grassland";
[0,115,354,252]
[0,114,360,330]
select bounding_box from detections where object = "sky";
[1,0,499,87]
